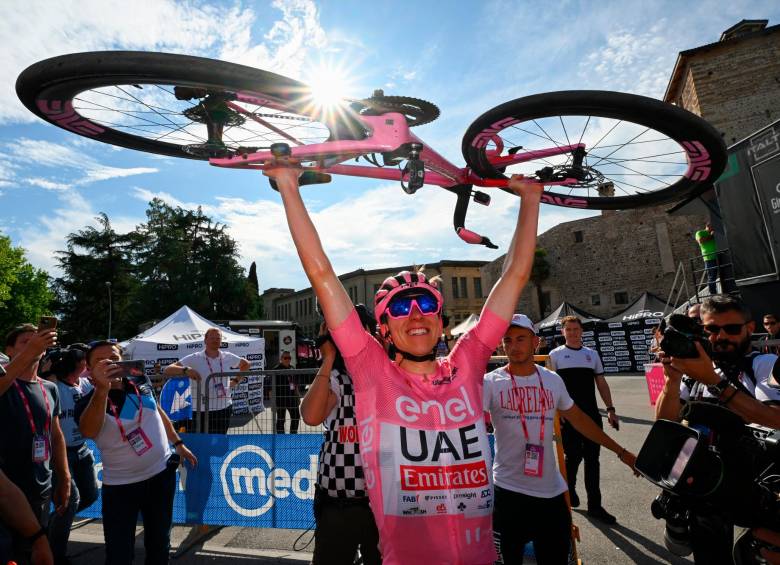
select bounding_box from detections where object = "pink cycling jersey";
[330,307,508,565]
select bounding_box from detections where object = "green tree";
[131,199,258,325]
[246,261,262,318]
[530,247,551,318]
[0,234,54,335]
[53,214,139,342]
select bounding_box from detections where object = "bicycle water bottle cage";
[401,143,425,194]
[472,191,491,206]
[268,170,332,192]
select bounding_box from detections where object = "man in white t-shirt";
[548,315,620,524]
[484,314,637,564]
[164,328,250,434]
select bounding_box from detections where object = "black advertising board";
[715,121,780,282]
[752,154,780,266]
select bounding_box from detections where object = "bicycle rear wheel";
[16,51,367,160]
[461,91,727,209]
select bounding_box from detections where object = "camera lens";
[663,524,693,557]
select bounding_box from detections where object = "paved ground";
[66,375,693,564]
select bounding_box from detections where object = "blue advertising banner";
[78,433,322,529]
[159,377,193,421]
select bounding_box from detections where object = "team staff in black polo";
[548,315,621,525]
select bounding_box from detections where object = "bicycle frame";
[209,105,581,192]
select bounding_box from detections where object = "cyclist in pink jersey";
[264,162,542,565]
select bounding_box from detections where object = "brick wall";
[679,31,780,145]
[481,206,707,320]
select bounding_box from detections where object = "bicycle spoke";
[115,85,181,129]
[576,116,591,147]
[559,116,572,147]
[588,127,651,168]
[74,97,204,142]
[532,119,565,150]
[586,120,622,153]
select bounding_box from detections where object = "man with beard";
[655,296,780,564]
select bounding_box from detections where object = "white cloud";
[16,190,143,274]
[130,179,598,290]
[26,178,70,191]
[6,138,157,186]
[3,0,328,124]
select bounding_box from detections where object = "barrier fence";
[79,368,326,529]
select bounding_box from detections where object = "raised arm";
[482,176,543,321]
[300,336,338,426]
[264,165,353,330]
[0,330,57,396]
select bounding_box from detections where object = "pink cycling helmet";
[374,270,444,326]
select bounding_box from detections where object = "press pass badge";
[126,428,153,456]
[32,434,50,463]
[524,444,544,477]
[215,382,227,398]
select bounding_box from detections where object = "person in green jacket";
[695,222,719,294]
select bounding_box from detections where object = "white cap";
[509,314,536,334]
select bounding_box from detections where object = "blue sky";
[1,0,778,292]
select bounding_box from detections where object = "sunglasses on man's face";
[703,323,746,336]
[387,292,441,319]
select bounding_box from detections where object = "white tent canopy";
[451,313,480,336]
[120,305,265,415]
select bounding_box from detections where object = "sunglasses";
[387,292,441,319]
[703,323,746,336]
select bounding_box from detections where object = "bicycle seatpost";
[448,184,498,249]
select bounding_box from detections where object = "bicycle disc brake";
[351,90,440,127]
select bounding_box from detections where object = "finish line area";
[66,377,692,565]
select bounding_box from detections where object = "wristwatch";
[606,407,616,413]
[707,378,731,398]
[182,366,189,375]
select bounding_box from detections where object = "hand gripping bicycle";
[16,51,727,249]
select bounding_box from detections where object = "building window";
[460,277,468,299]
[614,291,629,305]
[591,294,601,306]
[540,291,551,315]
[473,277,483,299]
[574,230,583,243]
[452,277,460,299]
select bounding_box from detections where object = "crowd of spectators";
[2,293,778,564]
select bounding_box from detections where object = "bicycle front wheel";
[461,91,727,209]
[16,51,367,160]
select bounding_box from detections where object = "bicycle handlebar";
[449,184,498,249]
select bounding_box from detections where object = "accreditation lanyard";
[107,382,144,442]
[205,352,224,376]
[205,352,227,398]
[14,379,51,436]
[510,367,547,444]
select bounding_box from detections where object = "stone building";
[664,19,780,144]
[481,206,704,320]
[482,18,780,321]
[261,260,488,337]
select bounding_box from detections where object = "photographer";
[655,296,780,564]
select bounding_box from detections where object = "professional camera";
[636,402,780,559]
[659,314,712,359]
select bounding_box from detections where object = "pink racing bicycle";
[17,51,727,249]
